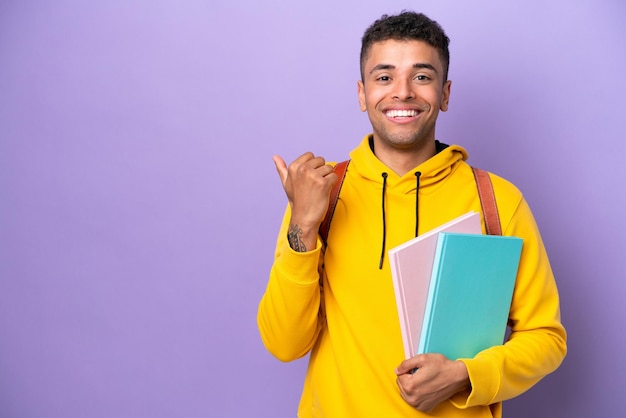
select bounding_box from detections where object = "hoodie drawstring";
[379,173,388,269]
[378,170,422,270]
[414,171,421,237]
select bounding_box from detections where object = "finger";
[272,155,288,185]
[396,377,409,399]
[395,355,423,375]
[291,151,329,168]
[289,152,315,169]
[289,154,333,182]
[307,155,327,169]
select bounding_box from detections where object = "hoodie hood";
[349,135,468,193]
[347,134,469,268]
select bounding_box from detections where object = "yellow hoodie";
[258,136,567,417]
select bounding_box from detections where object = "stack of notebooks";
[389,211,523,360]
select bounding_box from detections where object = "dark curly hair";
[360,11,450,82]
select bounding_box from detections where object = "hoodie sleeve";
[257,205,325,362]
[451,194,567,408]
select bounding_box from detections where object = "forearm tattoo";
[287,224,307,252]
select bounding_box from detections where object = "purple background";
[1,1,624,417]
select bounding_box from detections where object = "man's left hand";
[395,353,471,412]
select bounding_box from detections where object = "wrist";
[287,222,318,252]
[453,360,471,393]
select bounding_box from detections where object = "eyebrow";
[369,62,439,75]
[413,63,438,73]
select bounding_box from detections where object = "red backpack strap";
[472,167,502,236]
[319,160,350,245]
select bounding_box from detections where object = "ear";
[440,79,452,112]
[357,80,367,112]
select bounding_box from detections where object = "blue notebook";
[417,232,523,360]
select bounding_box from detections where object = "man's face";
[358,39,451,153]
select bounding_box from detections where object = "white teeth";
[386,109,418,118]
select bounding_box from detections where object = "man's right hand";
[273,152,338,251]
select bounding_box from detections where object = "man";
[258,11,566,417]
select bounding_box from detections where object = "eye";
[415,75,430,81]
[376,75,391,82]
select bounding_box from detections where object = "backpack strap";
[472,167,502,236]
[319,161,502,243]
[319,160,350,245]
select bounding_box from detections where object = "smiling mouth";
[385,109,419,118]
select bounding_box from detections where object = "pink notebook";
[389,212,482,359]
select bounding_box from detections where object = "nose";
[392,79,414,100]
